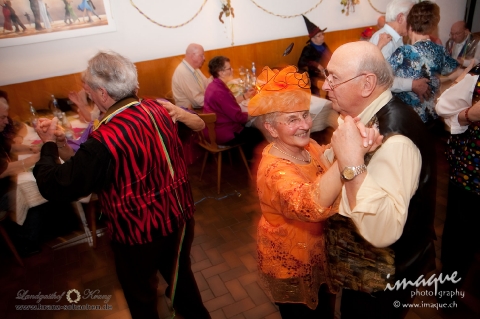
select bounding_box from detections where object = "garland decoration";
[129,0,208,28]
[219,0,235,46]
[249,0,323,19]
[367,0,385,15]
[341,0,360,16]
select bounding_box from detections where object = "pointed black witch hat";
[302,15,327,38]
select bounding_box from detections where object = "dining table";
[12,115,100,248]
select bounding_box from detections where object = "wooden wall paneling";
[0,26,370,121]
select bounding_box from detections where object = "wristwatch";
[341,164,367,181]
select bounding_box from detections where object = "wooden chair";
[196,113,252,194]
[0,211,23,266]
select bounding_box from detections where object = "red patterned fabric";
[90,98,195,245]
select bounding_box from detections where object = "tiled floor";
[0,131,479,319]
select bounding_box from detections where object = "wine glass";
[239,66,246,83]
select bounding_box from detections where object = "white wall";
[0,0,467,86]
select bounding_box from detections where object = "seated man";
[172,43,211,109]
[445,21,480,68]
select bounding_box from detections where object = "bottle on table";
[239,66,246,90]
[61,112,74,139]
[51,95,63,121]
[251,62,257,88]
[245,69,251,90]
[29,102,38,128]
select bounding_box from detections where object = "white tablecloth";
[13,117,90,225]
[309,96,338,132]
[14,170,48,225]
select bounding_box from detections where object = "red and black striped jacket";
[90,98,195,245]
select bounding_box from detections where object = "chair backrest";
[197,113,219,150]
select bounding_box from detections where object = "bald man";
[377,15,385,29]
[172,43,212,109]
[445,21,480,68]
[323,41,436,319]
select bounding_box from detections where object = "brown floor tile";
[203,293,235,313]
[222,298,256,318]
[225,279,249,302]
[243,302,279,319]
[206,275,229,297]
[201,262,231,279]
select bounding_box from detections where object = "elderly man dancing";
[33,51,211,319]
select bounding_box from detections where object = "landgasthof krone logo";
[66,289,81,303]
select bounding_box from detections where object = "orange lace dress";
[256,140,339,310]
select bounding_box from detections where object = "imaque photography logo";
[384,271,462,296]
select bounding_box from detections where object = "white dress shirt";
[435,73,479,134]
[370,25,413,93]
[337,90,422,248]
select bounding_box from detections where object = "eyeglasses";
[322,69,366,90]
[449,31,464,37]
[222,67,233,72]
[276,112,312,128]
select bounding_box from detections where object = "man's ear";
[396,13,404,24]
[361,74,377,97]
[264,121,278,138]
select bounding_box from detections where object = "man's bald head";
[450,21,469,44]
[185,43,206,69]
[326,42,393,116]
[335,41,393,89]
[377,16,386,29]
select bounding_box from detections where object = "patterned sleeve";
[261,157,338,223]
[387,46,406,74]
[440,47,460,75]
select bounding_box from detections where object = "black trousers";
[111,219,210,319]
[277,284,335,319]
[441,181,480,291]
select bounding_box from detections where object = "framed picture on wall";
[0,0,115,48]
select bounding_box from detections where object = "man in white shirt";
[369,0,430,101]
[445,21,480,68]
[172,43,211,109]
[323,41,436,319]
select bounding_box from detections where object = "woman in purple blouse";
[203,56,264,160]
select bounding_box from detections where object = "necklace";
[272,144,311,163]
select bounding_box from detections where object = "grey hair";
[82,51,139,101]
[357,50,394,88]
[385,0,415,22]
[0,97,9,110]
[255,113,278,143]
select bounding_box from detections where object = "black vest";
[377,97,437,276]
[326,97,437,293]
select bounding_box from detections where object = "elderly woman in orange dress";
[248,66,382,319]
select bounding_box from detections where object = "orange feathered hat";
[247,65,311,116]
